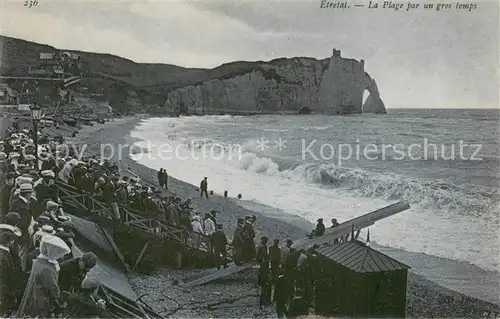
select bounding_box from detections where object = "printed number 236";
[24,0,38,8]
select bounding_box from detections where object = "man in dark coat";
[308,218,325,238]
[0,229,23,316]
[232,219,245,265]
[242,216,256,261]
[269,239,281,283]
[284,248,298,289]
[212,224,228,269]
[161,169,168,189]
[34,170,58,218]
[157,169,164,187]
[9,183,34,257]
[256,236,271,307]
[59,252,97,293]
[0,172,15,217]
[115,181,129,205]
[199,177,208,198]
[1,212,23,270]
[273,275,289,318]
[288,289,309,318]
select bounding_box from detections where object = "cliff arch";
[163,49,386,115]
[317,50,386,114]
[361,73,386,114]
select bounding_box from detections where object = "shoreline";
[68,116,500,318]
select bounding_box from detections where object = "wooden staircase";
[56,182,213,260]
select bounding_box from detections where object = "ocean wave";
[236,152,498,217]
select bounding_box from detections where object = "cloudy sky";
[1,0,498,109]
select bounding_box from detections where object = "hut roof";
[314,240,410,273]
[40,52,56,60]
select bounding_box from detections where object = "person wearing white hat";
[191,214,205,235]
[32,225,56,248]
[38,201,61,227]
[17,235,70,317]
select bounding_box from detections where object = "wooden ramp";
[69,214,130,271]
[179,262,257,289]
[293,201,410,250]
[69,214,114,253]
[72,243,137,301]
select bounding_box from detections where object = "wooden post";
[176,250,183,269]
[355,229,361,239]
[132,241,150,272]
[99,225,131,272]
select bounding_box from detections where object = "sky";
[1,0,498,109]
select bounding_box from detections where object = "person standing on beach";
[157,169,164,188]
[280,239,293,267]
[257,236,271,307]
[212,224,228,269]
[162,169,168,189]
[200,177,208,198]
[273,275,289,318]
[269,239,281,283]
[242,216,256,261]
[232,219,245,265]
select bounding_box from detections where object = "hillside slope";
[0,35,385,115]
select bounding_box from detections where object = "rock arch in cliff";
[361,73,386,114]
[317,50,386,114]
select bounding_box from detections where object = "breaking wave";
[236,151,498,218]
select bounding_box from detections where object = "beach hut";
[313,240,410,318]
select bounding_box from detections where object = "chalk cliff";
[163,49,386,115]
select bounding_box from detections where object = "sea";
[129,109,500,301]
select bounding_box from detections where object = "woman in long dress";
[17,234,71,317]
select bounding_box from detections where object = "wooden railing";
[56,182,212,253]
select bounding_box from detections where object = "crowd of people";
[251,217,341,317]
[0,120,236,316]
[0,117,343,318]
[0,123,104,317]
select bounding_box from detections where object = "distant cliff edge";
[0,36,385,115]
[164,49,386,115]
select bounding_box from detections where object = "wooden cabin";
[313,240,410,318]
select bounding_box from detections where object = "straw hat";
[19,183,33,192]
[0,224,22,237]
[41,225,55,234]
[41,170,55,178]
[46,201,59,210]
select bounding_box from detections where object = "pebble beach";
[67,116,500,318]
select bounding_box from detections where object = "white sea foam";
[130,116,500,273]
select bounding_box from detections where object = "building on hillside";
[313,240,410,318]
[39,52,60,66]
[37,51,82,77]
[60,51,82,72]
